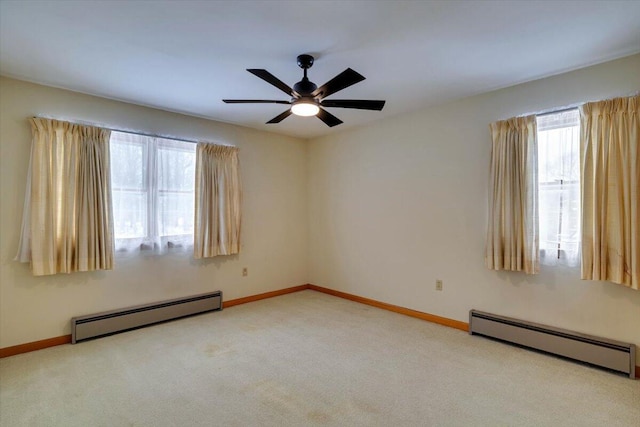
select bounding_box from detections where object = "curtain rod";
[535,106,579,118]
[33,115,205,145]
[529,92,638,119]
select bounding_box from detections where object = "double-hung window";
[110,131,196,254]
[537,109,580,266]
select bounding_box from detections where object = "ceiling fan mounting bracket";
[296,54,314,70]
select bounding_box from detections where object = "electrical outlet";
[242,267,248,277]
[435,279,443,291]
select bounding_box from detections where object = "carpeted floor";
[1,290,638,426]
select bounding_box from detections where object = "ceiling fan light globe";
[291,102,319,117]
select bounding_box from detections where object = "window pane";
[158,140,196,192]
[157,138,196,237]
[110,132,149,240]
[538,181,580,254]
[110,132,146,191]
[112,190,147,238]
[158,191,195,237]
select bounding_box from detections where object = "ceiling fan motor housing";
[293,78,317,96]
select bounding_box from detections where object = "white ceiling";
[1,1,639,139]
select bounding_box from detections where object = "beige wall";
[2,55,639,367]
[0,77,309,348]
[308,54,640,365]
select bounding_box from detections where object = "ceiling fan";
[223,54,385,127]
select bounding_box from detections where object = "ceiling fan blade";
[320,100,385,110]
[247,69,296,97]
[312,68,365,100]
[316,107,343,127]
[223,99,291,104]
[266,109,293,124]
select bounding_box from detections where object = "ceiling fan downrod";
[294,54,317,95]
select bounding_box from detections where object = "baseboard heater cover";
[71,291,222,343]
[469,310,636,378]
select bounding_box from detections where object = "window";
[110,131,196,253]
[537,109,580,266]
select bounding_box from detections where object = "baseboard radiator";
[469,310,636,378]
[71,291,222,344]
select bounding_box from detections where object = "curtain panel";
[580,95,639,290]
[193,143,241,259]
[486,115,539,274]
[15,118,114,275]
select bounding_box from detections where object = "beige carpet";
[1,290,638,426]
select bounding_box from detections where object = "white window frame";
[110,131,196,254]
[536,108,581,266]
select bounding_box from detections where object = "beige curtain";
[486,115,539,274]
[194,143,241,258]
[15,118,114,275]
[580,95,639,290]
